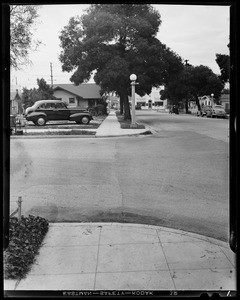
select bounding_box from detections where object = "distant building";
[199,95,213,106]
[107,95,120,110]
[133,87,167,109]
[219,93,230,112]
[53,83,102,108]
[10,89,22,115]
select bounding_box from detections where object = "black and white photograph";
[3,2,237,296]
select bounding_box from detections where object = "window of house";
[69,98,75,104]
[155,101,163,106]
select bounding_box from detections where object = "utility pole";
[50,62,53,87]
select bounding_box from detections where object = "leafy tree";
[10,5,42,69]
[59,4,183,119]
[215,54,230,84]
[161,64,224,111]
[22,78,56,108]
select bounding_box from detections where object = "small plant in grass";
[4,215,49,280]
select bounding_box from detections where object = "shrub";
[4,215,49,280]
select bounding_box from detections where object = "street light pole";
[130,74,137,128]
[211,93,214,106]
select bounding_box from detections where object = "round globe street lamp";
[130,74,138,127]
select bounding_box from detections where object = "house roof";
[10,90,21,101]
[53,83,102,99]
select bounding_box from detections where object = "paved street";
[137,109,229,143]
[9,110,229,242]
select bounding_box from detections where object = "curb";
[10,134,96,139]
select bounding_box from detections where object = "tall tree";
[59,4,183,120]
[10,5,42,69]
[22,78,56,108]
[215,53,230,84]
[161,65,224,111]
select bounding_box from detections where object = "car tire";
[81,116,90,125]
[36,116,46,126]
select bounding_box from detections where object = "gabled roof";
[53,83,102,99]
[10,90,21,101]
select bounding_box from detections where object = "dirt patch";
[86,211,167,226]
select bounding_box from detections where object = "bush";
[4,215,49,280]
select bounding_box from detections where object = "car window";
[45,103,56,109]
[55,102,65,109]
[38,104,46,109]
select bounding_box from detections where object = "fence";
[10,196,23,221]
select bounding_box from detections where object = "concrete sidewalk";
[95,110,150,137]
[4,223,236,291]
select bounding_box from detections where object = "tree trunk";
[123,92,131,120]
[119,90,131,120]
[185,99,189,113]
[119,97,124,115]
[195,95,201,111]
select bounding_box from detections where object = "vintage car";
[197,105,226,118]
[211,105,227,118]
[25,100,93,126]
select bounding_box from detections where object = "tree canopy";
[10,5,42,69]
[59,4,184,119]
[21,78,56,108]
[161,64,224,111]
[215,53,230,84]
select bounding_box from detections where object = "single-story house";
[199,95,213,106]
[53,83,102,108]
[189,95,213,110]
[10,89,23,115]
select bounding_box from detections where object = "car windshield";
[214,106,223,109]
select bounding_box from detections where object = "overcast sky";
[10,4,230,91]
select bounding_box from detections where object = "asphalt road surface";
[9,110,230,242]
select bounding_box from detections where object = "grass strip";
[115,111,146,129]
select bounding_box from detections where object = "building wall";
[220,94,230,112]
[53,90,88,108]
[134,87,167,109]
[10,100,18,115]
[10,98,23,115]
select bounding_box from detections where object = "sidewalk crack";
[93,226,102,290]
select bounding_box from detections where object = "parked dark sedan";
[25,100,93,126]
